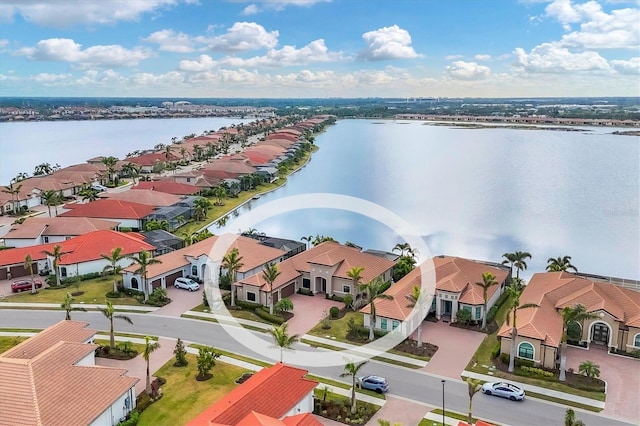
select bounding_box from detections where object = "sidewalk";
[0,301,157,312]
[462,370,606,409]
[182,309,272,330]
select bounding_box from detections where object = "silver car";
[174,277,200,291]
[481,382,525,401]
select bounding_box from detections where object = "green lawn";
[192,303,271,325]
[1,277,140,305]
[308,311,362,341]
[0,336,27,353]
[138,354,247,426]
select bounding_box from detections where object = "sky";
[0,0,638,98]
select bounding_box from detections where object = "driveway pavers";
[152,285,203,317]
[286,293,343,337]
[419,320,486,379]
[566,345,640,425]
[366,396,431,426]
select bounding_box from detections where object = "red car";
[11,279,43,293]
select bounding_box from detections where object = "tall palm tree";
[512,251,532,280]
[339,360,368,414]
[101,247,125,293]
[262,262,281,314]
[41,189,60,217]
[559,304,597,381]
[61,292,87,320]
[405,285,424,347]
[100,300,133,349]
[301,235,314,249]
[346,266,364,297]
[164,145,173,162]
[213,186,226,206]
[546,256,578,272]
[78,187,99,203]
[42,245,64,287]
[127,250,162,301]
[505,284,539,372]
[360,277,394,341]
[142,336,160,395]
[23,254,37,294]
[3,182,22,214]
[501,252,516,274]
[222,248,244,307]
[269,323,299,363]
[121,163,141,184]
[392,242,416,259]
[101,156,119,184]
[194,197,212,216]
[475,272,499,330]
[466,377,483,425]
[564,408,585,426]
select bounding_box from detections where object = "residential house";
[187,363,319,426]
[60,199,156,230]
[235,241,395,308]
[125,152,180,174]
[140,230,185,255]
[498,272,640,369]
[172,170,221,189]
[0,321,138,426]
[361,256,510,336]
[3,217,119,248]
[133,180,201,195]
[99,189,184,207]
[121,234,286,295]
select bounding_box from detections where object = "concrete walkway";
[462,370,606,409]
[0,301,157,311]
[366,395,431,426]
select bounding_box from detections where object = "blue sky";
[0,0,638,98]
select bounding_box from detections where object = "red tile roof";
[53,230,156,265]
[187,363,317,426]
[126,152,179,166]
[0,242,56,266]
[99,189,184,206]
[4,217,119,239]
[133,181,201,195]
[60,199,155,219]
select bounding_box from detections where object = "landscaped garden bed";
[394,339,438,358]
[313,393,379,425]
[94,344,138,360]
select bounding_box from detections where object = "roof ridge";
[27,362,44,426]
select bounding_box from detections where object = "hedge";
[297,288,313,296]
[487,290,510,322]
[236,300,262,310]
[498,353,535,368]
[520,365,554,377]
[491,342,501,359]
[253,307,284,325]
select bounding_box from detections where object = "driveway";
[152,285,203,317]
[366,396,431,426]
[287,293,342,336]
[566,345,640,424]
[420,320,486,379]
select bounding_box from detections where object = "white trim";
[517,341,535,360]
[587,320,613,347]
[633,333,640,348]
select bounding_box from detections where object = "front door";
[443,300,452,315]
[592,323,609,345]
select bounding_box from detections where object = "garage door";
[280,283,295,298]
[9,265,28,279]
[150,279,161,290]
[0,269,7,280]
[165,271,183,287]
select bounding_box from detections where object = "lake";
[212,119,640,281]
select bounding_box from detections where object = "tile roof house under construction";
[0,321,138,426]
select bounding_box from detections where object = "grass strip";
[525,390,602,412]
[180,313,267,333]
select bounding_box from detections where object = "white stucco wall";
[89,388,136,426]
[282,391,315,418]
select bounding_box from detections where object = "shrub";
[487,290,510,322]
[202,290,209,307]
[329,306,340,319]
[236,300,261,310]
[520,365,554,377]
[456,309,472,325]
[498,353,535,368]
[117,411,139,426]
[297,288,313,296]
[146,288,170,307]
[329,294,345,302]
[174,338,188,367]
[343,294,353,310]
[105,291,122,298]
[578,360,600,378]
[254,307,284,324]
[218,274,231,290]
[275,298,294,315]
[491,342,501,359]
[196,346,220,380]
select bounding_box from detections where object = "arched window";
[634,334,640,348]
[518,341,535,360]
[131,277,139,289]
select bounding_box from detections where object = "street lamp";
[441,379,446,426]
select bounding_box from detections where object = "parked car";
[11,279,43,293]
[174,277,200,291]
[91,184,108,192]
[357,375,389,393]
[481,382,525,401]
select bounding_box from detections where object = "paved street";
[0,309,633,426]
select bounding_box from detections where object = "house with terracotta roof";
[0,230,156,281]
[133,180,201,195]
[361,256,510,336]
[187,363,320,426]
[0,321,138,426]
[497,272,640,369]
[235,241,395,308]
[125,152,180,173]
[121,234,286,294]
[60,199,156,230]
[3,216,119,248]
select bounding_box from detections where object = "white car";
[174,277,200,291]
[91,184,108,192]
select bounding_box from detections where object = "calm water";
[213,119,640,281]
[0,117,253,184]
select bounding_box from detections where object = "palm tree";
[101,156,119,184]
[269,323,299,363]
[78,187,99,203]
[501,252,516,274]
[346,266,364,297]
[475,272,499,330]
[505,284,539,372]
[33,162,53,176]
[61,292,87,320]
[142,336,160,395]
[194,197,212,216]
[339,360,368,414]
[392,242,416,258]
[405,285,424,347]
[512,251,532,280]
[222,248,244,307]
[24,254,37,294]
[546,256,578,272]
[360,276,394,341]
[42,245,64,287]
[41,189,60,217]
[121,163,141,184]
[213,186,226,206]
[127,250,162,301]
[2,183,22,214]
[564,408,585,426]
[301,235,314,249]
[100,300,133,349]
[101,247,125,293]
[164,145,173,162]
[466,378,483,425]
[578,360,600,378]
[559,304,598,381]
[262,262,281,315]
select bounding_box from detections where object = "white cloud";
[15,38,151,68]
[358,25,419,61]
[241,4,260,15]
[143,29,194,53]
[196,22,279,52]
[218,39,343,67]
[32,72,73,84]
[513,42,611,72]
[611,57,640,74]
[474,54,492,61]
[242,0,332,12]
[179,54,218,72]
[0,0,188,28]
[445,54,463,60]
[445,61,491,80]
